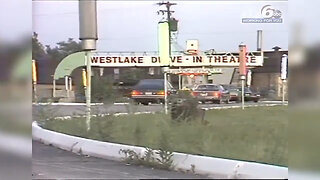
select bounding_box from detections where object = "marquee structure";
[52,20,264,115]
[53,51,263,80]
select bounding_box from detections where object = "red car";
[221,84,241,102]
[192,84,230,104]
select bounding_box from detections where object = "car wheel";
[141,102,149,106]
[132,100,139,105]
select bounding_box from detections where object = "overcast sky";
[0,0,31,43]
[31,1,289,52]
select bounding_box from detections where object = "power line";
[178,30,288,35]
[33,5,154,17]
[156,1,176,21]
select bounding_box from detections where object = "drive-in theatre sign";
[89,54,263,67]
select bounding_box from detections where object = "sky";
[30,1,289,53]
[288,0,320,46]
[0,0,31,43]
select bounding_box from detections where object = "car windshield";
[135,79,173,90]
[229,86,238,90]
[222,85,237,90]
[195,85,220,91]
[238,87,252,93]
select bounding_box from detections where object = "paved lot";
[32,141,207,179]
[0,150,30,180]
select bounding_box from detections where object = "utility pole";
[157,1,177,54]
[157,1,177,115]
[239,43,247,110]
[79,0,98,131]
[157,1,176,21]
[281,54,288,104]
[32,60,37,103]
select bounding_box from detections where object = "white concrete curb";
[261,100,288,103]
[113,102,130,105]
[33,102,129,106]
[52,111,156,120]
[33,102,104,106]
[202,103,287,111]
[49,104,286,121]
[32,121,287,179]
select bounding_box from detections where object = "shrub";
[169,90,202,122]
[91,75,118,103]
[75,75,122,103]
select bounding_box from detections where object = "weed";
[119,147,174,170]
[155,148,174,169]
[119,149,140,164]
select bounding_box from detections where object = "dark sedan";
[130,79,176,105]
[221,84,241,102]
[239,87,261,102]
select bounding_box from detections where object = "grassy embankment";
[43,106,288,166]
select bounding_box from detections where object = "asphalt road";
[32,141,207,179]
[0,150,30,180]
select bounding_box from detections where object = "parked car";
[191,84,230,104]
[221,84,241,102]
[238,87,261,102]
[130,79,176,105]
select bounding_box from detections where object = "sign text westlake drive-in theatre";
[89,55,263,67]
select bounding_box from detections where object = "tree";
[32,32,46,60]
[46,38,82,62]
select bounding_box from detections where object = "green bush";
[169,90,202,122]
[91,76,118,103]
[74,75,122,103]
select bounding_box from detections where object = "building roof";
[252,49,288,74]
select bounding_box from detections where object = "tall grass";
[43,106,288,166]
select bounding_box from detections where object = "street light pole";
[239,43,247,110]
[32,59,37,102]
[52,79,56,98]
[157,2,176,115]
[178,67,182,90]
[282,79,286,104]
[85,51,91,130]
[241,75,245,110]
[158,20,170,114]
[164,70,168,114]
[281,54,288,105]
[65,76,69,98]
[79,0,97,131]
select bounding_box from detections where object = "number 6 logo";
[261,5,275,18]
